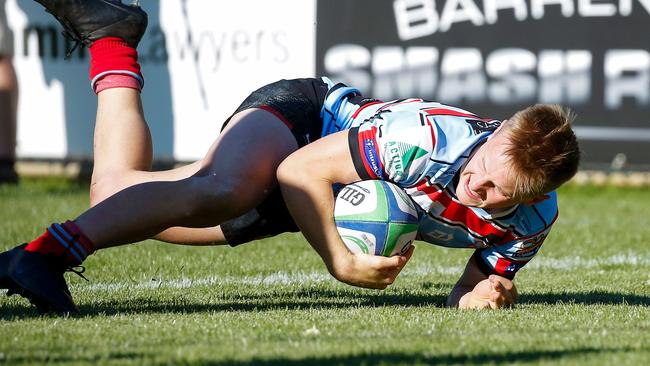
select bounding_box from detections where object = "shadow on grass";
[0,351,150,365]
[521,291,650,306]
[196,347,647,366]
[2,347,644,365]
[1,289,648,319]
[0,289,447,319]
[0,289,446,320]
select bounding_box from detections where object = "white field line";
[79,273,333,292]
[74,254,650,292]
[526,254,650,270]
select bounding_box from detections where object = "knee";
[89,171,129,207]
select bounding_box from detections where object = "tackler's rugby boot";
[0,244,26,289]
[33,0,148,52]
[4,246,81,314]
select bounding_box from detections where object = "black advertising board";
[316,0,650,169]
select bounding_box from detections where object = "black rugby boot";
[33,0,148,51]
[0,244,26,289]
[2,245,80,314]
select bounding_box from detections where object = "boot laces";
[43,9,89,58]
[66,266,89,282]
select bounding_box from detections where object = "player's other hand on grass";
[460,275,518,309]
[335,245,415,290]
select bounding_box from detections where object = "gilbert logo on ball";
[334,180,419,257]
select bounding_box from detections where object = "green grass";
[0,179,649,365]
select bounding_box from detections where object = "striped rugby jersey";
[320,81,557,278]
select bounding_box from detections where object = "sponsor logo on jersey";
[386,141,405,179]
[516,232,547,255]
[358,127,384,179]
[363,138,382,178]
[465,119,502,135]
[505,262,519,273]
[385,141,428,180]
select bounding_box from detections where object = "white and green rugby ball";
[334,180,419,256]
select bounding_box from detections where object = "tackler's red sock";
[24,221,95,267]
[89,37,144,94]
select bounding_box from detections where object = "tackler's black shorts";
[220,78,330,245]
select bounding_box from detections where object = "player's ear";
[524,195,550,204]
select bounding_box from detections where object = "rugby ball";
[334,180,419,256]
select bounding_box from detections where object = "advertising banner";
[316,0,650,169]
[6,0,316,161]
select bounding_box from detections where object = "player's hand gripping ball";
[334,180,419,256]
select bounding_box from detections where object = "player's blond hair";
[502,104,580,200]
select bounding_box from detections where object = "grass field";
[0,179,649,365]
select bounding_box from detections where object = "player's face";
[456,126,520,209]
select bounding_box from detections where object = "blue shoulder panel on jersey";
[534,191,559,226]
[492,191,558,237]
[320,77,362,137]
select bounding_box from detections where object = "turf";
[0,179,648,365]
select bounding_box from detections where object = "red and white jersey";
[321,87,557,278]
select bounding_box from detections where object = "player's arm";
[446,255,518,309]
[277,130,413,289]
[450,222,552,309]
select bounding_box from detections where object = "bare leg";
[155,226,228,246]
[75,87,298,249]
[88,88,223,244]
[90,88,202,204]
[0,56,17,163]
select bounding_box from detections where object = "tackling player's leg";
[0,0,299,314]
[65,1,222,244]
[0,0,148,314]
[74,107,297,249]
[1,109,296,314]
[89,87,207,206]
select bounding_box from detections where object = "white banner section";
[6,0,316,161]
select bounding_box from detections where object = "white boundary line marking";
[73,254,650,292]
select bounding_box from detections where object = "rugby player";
[0,0,579,314]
